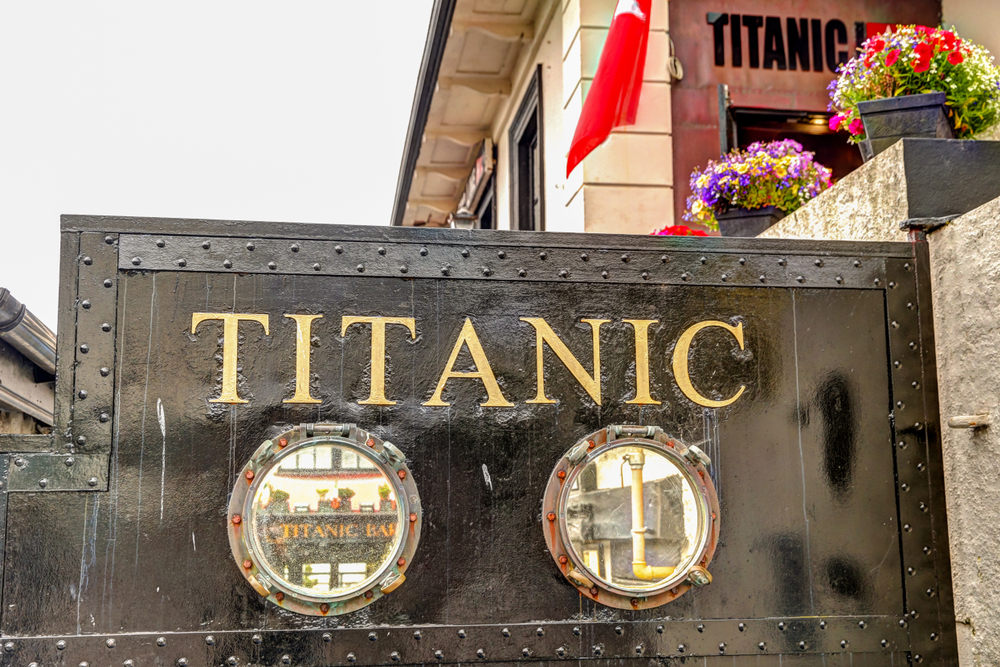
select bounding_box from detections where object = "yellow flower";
[692,201,704,214]
[696,174,710,188]
[735,163,748,174]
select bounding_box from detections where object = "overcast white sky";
[0,1,435,329]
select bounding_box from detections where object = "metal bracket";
[7,452,109,492]
[898,215,959,233]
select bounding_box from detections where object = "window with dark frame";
[476,174,496,230]
[509,65,544,231]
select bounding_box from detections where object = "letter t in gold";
[191,313,270,404]
[341,317,417,405]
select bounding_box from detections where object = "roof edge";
[389,0,458,227]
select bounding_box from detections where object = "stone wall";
[762,140,1000,666]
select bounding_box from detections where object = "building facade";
[391,0,996,234]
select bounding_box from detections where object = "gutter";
[0,288,56,376]
[389,0,458,227]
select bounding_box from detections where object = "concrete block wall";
[561,0,673,234]
[762,139,1000,666]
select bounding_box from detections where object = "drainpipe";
[628,451,676,581]
[0,288,56,376]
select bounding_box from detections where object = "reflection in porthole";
[542,426,720,609]
[228,423,421,616]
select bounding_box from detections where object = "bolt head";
[245,470,254,481]
[232,514,242,525]
[409,512,417,522]
[547,512,556,522]
[106,638,116,648]
[320,603,330,614]
[558,555,568,564]
[205,636,215,645]
[242,559,252,569]
[275,592,284,602]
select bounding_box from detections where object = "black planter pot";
[716,206,786,237]
[857,92,954,161]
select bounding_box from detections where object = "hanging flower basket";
[681,139,832,237]
[829,26,1000,160]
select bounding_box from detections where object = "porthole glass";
[229,424,421,616]
[542,425,719,609]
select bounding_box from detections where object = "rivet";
[859,621,867,629]
[881,639,888,647]
[601,271,609,279]
[459,248,467,257]
[100,413,110,423]
[759,275,766,282]
[477,649,486,659]
[559,269,569,278]
[357,264,365,273]
[904,262,911,270]
[641,272,650,280]
[721,273,728,281]
[77,434,87,444]
[798,641,807,650]
[587,440,595,449]
[320,603,330,614]
[418,247,428,256]
[103,279,113,288]
[573,627,581,636]
[580,253,589,261]
[836,275,843,284]
[275,592,285,602]
[678,644,685,653]
[926,587,935,596]
[364,590,373,599]
[434,650,444,660]
[796,275,805,283]
[132,257,143,266]
[539,251,547,260]
[125,661,135,667]
[917,462,925,471]
[558,555,568,564]
[738,623,745,631]
[398,557,406,566]
[88,477,99,486]
[440,265,450,276]
[82,299,91,309]
[719,643,725,653]
[681,272,689,281]
[223,259,232,269]
[313,263,321,271]
[739,257,746,265]
[614,625,623,635]
[397,470,406,480]
[901,483,909,491]
[157,637,167,647]
[874,278,881,286]
[202,241,211,249]
[914,655,923,663]
[102,322,112,332]
[253,634,263,644]
[697,624,704,633]
[931,632,938,641]
[107,638,116,648]
[178,259,187,267]
[390,652,400,662]
[522,648,531,657]
[910,341,917,349]
[593,647,602,656]
[66,456,75,466]
[778,258,786,266]
[226,657,237,666]
[655,626,663,634]
[891,321,899,328]
[178,658,189,666]
[246,242,256,251]
[409,512,417,522]
[854,260,861,267]
[2,642,11,652]
[700,256,707,264]
[282,655,291,664]
[242,559,252,569]
[458,629,466,638]
[80,343,90,353]
[245,469,254,482]
[291,244,299,252]
[889,281,897,288]
[897,400,905,409]
[347,653,356,663]
[841,640,848,648]
[78,390,88,399]
[278,438,288,448]
[758,642,766,651]
[497,250,506,259]
[621,254,629,263]
[778,622,785,630]
[399,265,408,273]
[547,512,556,522]
[268,262,277,270]
[518,268,527,277]
[413,631,422,640]
[81,662,91,667]
[104,235,115,244]
[502,628,510,637]
[57,640,67,650]
[894,360,901,369]
[336,245,344,254]
[898,440,906,449]
[232,514,242,525]
[814,259,823,267]
[83,256,93,265]
[820,621,827,629]
[14,457,24,467]
[322,633,332,642]
[38,478,48,488]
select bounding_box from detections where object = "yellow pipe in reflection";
[628,451,676,581]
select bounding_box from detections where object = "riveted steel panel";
[0,215,957,667]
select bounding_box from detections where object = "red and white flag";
[566,0,652,176]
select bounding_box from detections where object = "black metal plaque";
[0,215,957,666]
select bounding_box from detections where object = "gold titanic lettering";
[623,319,661,405]
[191,313,270,404]
[521,318,609,405]
[672,320,746,408]
[284,314,323,404]
[423,318,513,407]
[341,316,417,405]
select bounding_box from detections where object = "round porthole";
[542,425,719,610]
[228,423,421,616]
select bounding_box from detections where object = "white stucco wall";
[943,0,1000,68]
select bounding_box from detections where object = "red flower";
[913,42,933,73]
[886,49,900,66]
[652,225,709,237]
[913,58,931,73]
[829,114,844,131]
[948,50,964,65]
[940,31,958,51]
[872,37,885,52]
[848,118,863,135]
